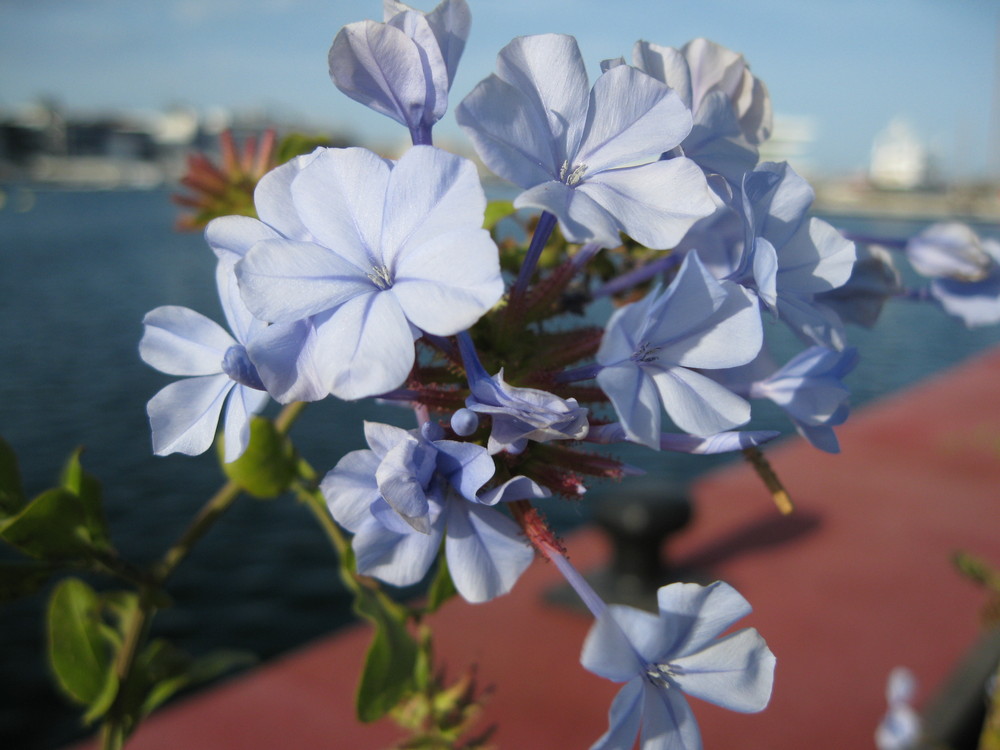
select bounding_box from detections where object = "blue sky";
[0,0,996,178]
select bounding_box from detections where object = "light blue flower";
[582,581,775,750]
[596,252,762,448]
[458,333,589,454]
[731,162,856,348]
[586,423,778,455]
[328,0,471,144]
[321,422,549,603]
[233,145,503,401]
[140,260,269,462]
[905,223,1000,327]
[456,33,717,249]
[722,345,858,453]
[906,222,995,281]
[630,38,772,186]
[875,667,922,750]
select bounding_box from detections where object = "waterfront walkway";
[66,346,1000,749]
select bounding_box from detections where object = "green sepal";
[424,556,457,615]
[0,436,25,516]
[483,200,516,231]
[0,488,96,560]
[0,560,58,601]
[353,587,418,723]
[220,417,298,498]
[46,578,118,722]
[59,448,113,552]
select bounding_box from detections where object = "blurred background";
[1,1,1000,748]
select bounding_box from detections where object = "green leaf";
[139,643,256,717]
[0,436,25,516]
[0,560,57,601]
[353,589,418,722]
[483,200,516,231]
[47,578,118,719]
[425,556,457,615]
[220,417,298,498]
[0,488,94,560]
[275,133,336,165]
[59,448,112,551]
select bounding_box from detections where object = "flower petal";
[432,439,494,501]
[314,291,416,400]
[221,384,268,463]
[289,147,392,270]
[640,682,702,750]
[140,306,233,376]
[456,73,563,187]
[321,448,382,533]
[672,628,775,713]
[597,362,662,450]
[353,512,443,586]
[589,678,644,750]
[329,20,438,130]
[236,238,374,324]
[444,501,533,603]
[216,259,266,347]
[495,34,591,162]
[515,180,621,247]
[381,146,487,262]
[147,375,233,457]
[657,581,753,655]
[392,229,503,334]
[582,608,652,681]
[578,158,716,250]
[651,366,751,436]
[577,64,691,173]
[205,215,281,263]
[252,151,322,240]
[247,319,329,404]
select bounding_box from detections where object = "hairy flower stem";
[511,501,607,619]
[100,401,307,750]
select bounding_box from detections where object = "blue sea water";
[1,187,998,749]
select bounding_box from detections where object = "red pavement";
[67,347,1000,749]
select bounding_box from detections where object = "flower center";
[558,160,588,187]
[631,341,660,363]
[645,662,680,688]
[367,264,394,290]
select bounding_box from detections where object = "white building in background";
[869,118,929,190]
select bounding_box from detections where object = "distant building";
[869,118,929,190]
[758,114,817,175]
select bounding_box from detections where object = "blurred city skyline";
[0,0,997,179]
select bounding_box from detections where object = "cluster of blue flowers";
[137,1,999,747]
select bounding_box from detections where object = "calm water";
[1,187,999,749]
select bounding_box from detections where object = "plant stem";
[100,401,308,749]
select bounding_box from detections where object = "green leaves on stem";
[220,417,298,498]
[47,578,120,723]
[46,578,254,736]
[0,446,115,587]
